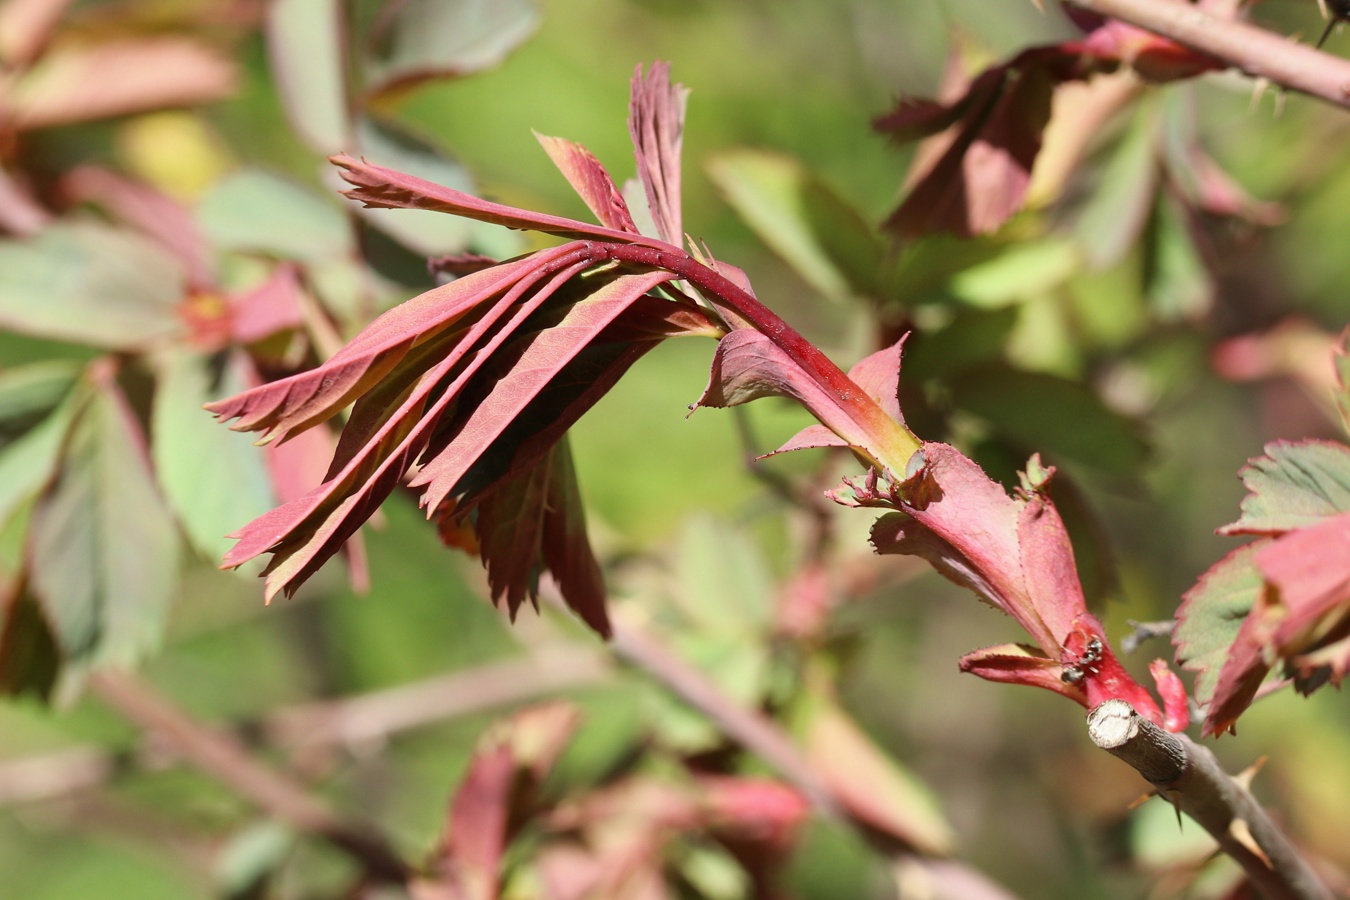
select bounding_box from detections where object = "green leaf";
[950,367,1148,475]
[266,0,350,154]
[673,515,772,634]
[948,237,1079,309]
[0,390,79,529]
[0,583,61,701]
[1221,440,1350,535]
[1174,543,1263,707]
[364,0,539,99]
[1073,104,1159,270]
[152,350,277,561]
[1145,191,1211,322]
[0,222,184,350]
[354,117,522,258]
[27,372,179,669]
[198,169,353,264]
[0,361,81,432]
[799,691,953,855]
[707,149,884,300]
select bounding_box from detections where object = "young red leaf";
[467,441,608,636]
[870,443,1029,635]
[1219,440,1350,536]
[628,61,687,246]
[535,133,639,234]
[694,329,904,468]
[206,254,541,444]
[409,269,673,515]
[439,703,582,900]
[958,643,1086,702]
[218,254,593,597]
[878,49,1070,238]
[332,154,650,244]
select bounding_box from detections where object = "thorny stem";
[1088,700,1334,900]
[1065,0,1350,109]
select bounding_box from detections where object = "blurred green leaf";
[951,367,1148,475]
[890,235,1005,304]
[1145,192,1211,321]
[799,690,953,855]
[0,223,184,350]
[214,821,294,898]
[707,149,884,300]
[948,238,1078,309]
[266,0,350,154]
[152,349,276,561]
[903,303,1019,384]
[673,515,772,634]
[0,391,78,529]
[1221,440,1350,535]
[27,371,179,669]
[364,0,539,99]
[0,361,81,433]
[1073,105,1159,270]
[198,169,352,264]
[1174,543,1263,707]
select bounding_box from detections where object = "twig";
[90,670,411,884]
[606,619,842,816]
[1066,0,1350,110]
[1087,699,1333,900]
[0,649,608,807]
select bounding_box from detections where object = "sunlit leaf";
[1220,440,1350,536]
[364,0,539,100]
[707,149,884,300]
[266,0,349,154]
[1174,543,1265,715]
[356,117,521,258]
[0,222,184,349]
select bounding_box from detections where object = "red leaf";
[870,443,1030,637]
[535,133,638,234]
[441,703,582,900]
[471,441,608,636]
[410,270,672,515]
[207,254,541,444]
[879,51,1067,238]
[220,252,594,600]
[333,154,648,244]
[628,62,687,245]
[958,643,1085,702]
[1016,487,1087,654]
[12,38,237,130]
[227,263,306,346]
[695,329,899,463]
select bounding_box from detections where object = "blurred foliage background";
[2,0,1350,898]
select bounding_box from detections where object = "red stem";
[590,241,922,469]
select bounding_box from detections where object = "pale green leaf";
[27,374,179,668]
[1222,440,1350,535]
[152,349,277,561]
[0,222,184,349]
[707,149,884,300]
[198,169,352,264]
[266,0,350,153]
